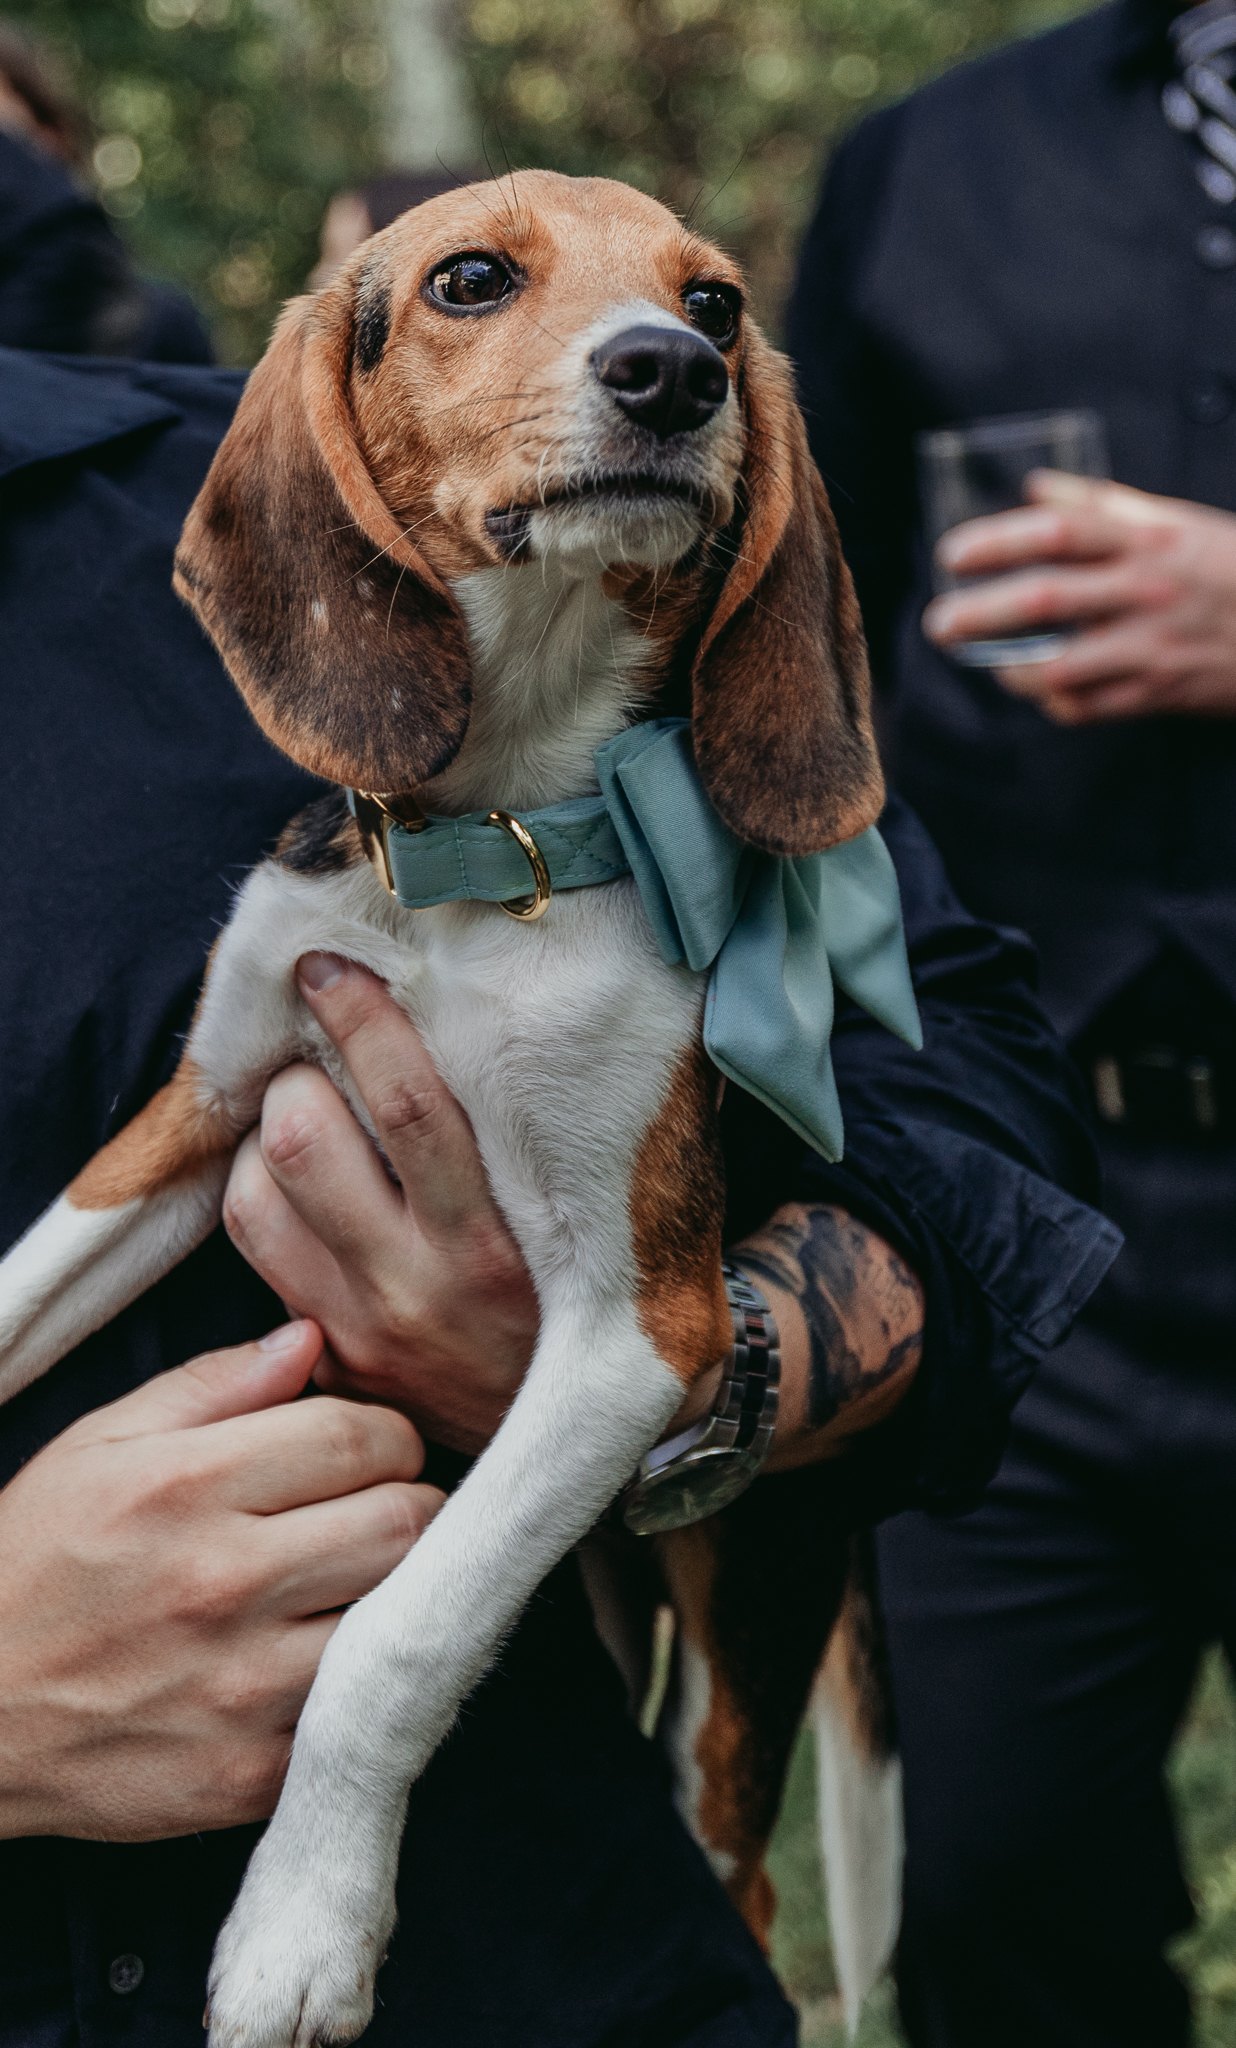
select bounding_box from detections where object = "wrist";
[661,1356,726,1440]
[619,1264,780,1534]
[729,1205,925,1474]
[0,1753,50,1839]
[0,1648,69,1839]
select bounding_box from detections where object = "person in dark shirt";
[0,344,1115,2045]
[788,1,1236,2041]
[0,26,211,361]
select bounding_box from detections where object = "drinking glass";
[916,409,1110,667]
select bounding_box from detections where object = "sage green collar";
[347,787,629,913]
[348,718,921,1162]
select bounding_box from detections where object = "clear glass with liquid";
[916,409,1110,667]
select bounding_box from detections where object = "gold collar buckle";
[485,810,552,921]
[352,791,552,921]
[354,789,426,897]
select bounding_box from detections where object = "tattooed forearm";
[735,1203,924,1445]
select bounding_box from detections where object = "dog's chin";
[493,490,708,573]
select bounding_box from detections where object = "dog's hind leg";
[655,1473,849,1950]
[0,1058,243,1404]
[811,1533,903,2038]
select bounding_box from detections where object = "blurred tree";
[460,0,1091,332]
[2,0,387,363]
[1,0,1096,364]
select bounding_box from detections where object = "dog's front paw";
[205,1844,397,2048]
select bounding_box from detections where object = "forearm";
[732,1201,924,1473]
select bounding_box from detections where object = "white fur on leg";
[206,1299,685,2048]
[660,1629,737,1884]
[811,1676,904,2039]
[0,1167,230,1403]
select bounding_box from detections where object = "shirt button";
[1186,375,1233,424]
[107,1953,145,1996]
[1196,223,1236,268]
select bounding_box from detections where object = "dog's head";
[175,171,882,857]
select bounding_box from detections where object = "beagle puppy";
[0,173,891,2046]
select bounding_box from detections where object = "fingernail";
[298,952,345,996]
[258,1319,308,1353]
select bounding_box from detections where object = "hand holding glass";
[917,410,1110,666]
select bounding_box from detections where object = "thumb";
[77,1319,324,1445]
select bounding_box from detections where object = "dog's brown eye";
[430,255,513,308]
[683,284,741,347]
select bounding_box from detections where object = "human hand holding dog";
[0,1319,442,1841]
[227,957,922,1466]
[922,472,1236,723]
[223,954,542,1456]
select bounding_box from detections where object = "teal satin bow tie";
[348,718,921,1162]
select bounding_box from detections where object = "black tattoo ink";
[736,1243,803,1303]
[738,1205,923,1435]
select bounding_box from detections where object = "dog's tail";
[0,1059,240,1404]
[811,1530,903,2039]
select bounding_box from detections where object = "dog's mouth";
[537,472,706,511]
[485,474,706,558]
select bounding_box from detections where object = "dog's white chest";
[194,856,706,1279]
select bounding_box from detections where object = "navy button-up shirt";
[787,0,1236,1041]
[786,0,1236,1341]
[0,348,1116,2044]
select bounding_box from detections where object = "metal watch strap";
[618,1261,781,1536]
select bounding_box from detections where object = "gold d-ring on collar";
[354,789,426,897]
[485,810,552,921]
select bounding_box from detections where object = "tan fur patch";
[69,1058,236,1211]
[173,307,474,796]
[657,1519,780,1950]
[689,335,885,859]
[608,341,885,859]
[818,1532,896,1763]
[630,1039,731,1387]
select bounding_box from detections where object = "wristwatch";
[618,1262,781,1536]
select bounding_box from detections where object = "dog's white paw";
[205,1846,397,2048]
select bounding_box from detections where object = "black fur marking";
[354,279,392,376]
[483,505,534,560]
[276,791,357,875]
[694,1470,850,1845]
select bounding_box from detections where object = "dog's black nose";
[592,325,729,440]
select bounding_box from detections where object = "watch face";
[620,1449,762,1536]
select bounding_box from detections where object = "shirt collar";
[0,348,183,482]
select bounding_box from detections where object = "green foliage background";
[3,0,1090,362]
[460,0,1086,335]
[767,1653,1236,2045]
[3,0,387,362]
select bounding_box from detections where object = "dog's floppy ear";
[691,328,884,858]
[174,284,471,792]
